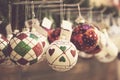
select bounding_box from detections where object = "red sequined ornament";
[71,23,99,54]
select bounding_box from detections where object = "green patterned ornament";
[46,40,78,72]
[8,31,44,66]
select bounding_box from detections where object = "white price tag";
[61,20,72,31]
[42,17,53,29]
[60,29,72,41]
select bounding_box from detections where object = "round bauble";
[46,40,78,72]
[95,39,118,63]
[71,23,99,53]
[95,31,118,63]
[0,34,8,64]
[8,31,44,66]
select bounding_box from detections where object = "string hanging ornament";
[89,9,118,63]
[95,29,118,63]
[8,1,45,66]
[24,1,50,60]
[46,1,78,72]
[47,1,64,43]
[71,4,101,58]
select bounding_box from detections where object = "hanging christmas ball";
[48,28,61,43]
[95,39,118,63]
[8,31,43,66]
[71,23,99,54]
[95,30,118,63]
[0,34,8,64]
[46,40,78,72]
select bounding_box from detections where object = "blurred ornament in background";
[48,28,61,43]
[112,0,120,10]
[0,21,2,24]
[95,29,118,63]
[89,0,113,7]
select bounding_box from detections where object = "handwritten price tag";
[42,17,53,29]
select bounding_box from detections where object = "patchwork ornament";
[71,23,99,54]
[8,31,44,66]
[46,40,78,72]
[0,34,8,64]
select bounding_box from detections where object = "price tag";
[61,20,72,31]
[60,29,72,41]
[41,17,53,29]
[60,20,73,41]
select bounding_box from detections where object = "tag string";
[31,1,35,19]
[77,4,82,18]
[15,5,19,30]
[60,0,64,21]
[25,0,28,21]
[8,1,11,24]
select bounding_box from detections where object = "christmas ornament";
[46,20,78,72]
[46,40,78,72]
[71,23,99,54]
[8,31,44,66]
[0,34,8,64]
[95,30,118,63]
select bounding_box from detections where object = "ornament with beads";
[71,16,100,59]
[46,20,78,72]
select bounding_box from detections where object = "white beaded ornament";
[46,40,78,72]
